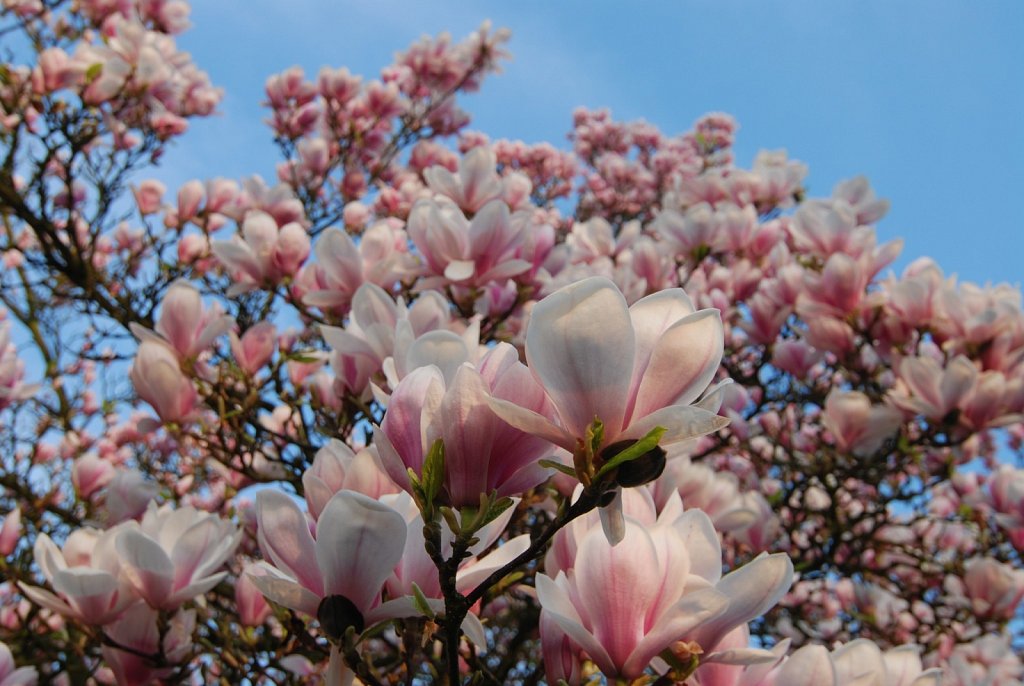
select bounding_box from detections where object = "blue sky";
[161,1,1023,288]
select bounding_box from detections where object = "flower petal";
[526,277,634,439]
[315,491,407,612]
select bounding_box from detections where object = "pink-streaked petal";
[774,645,837,686]
[17,582,73,618]
[211,239,261,281]
[405,331,471,383]
[169,571,227,607]
[831,639,885,686]
[378,366,446,478]
[32,533,67,582]
[623,586,729,677]
[526,276,634,439]
[575,519,662,671]
[632,309,724,419]
[692,552,794,650]
[618,404,730,445]
[487,397,575,452]
[116,529,174,608]
[315,491,406,612]
[170,518,220,591]
[669,509,722,583]
[441,365,498,503]
[246,562,320,617]
[255,490,323,597]
[536,573,616,677]
[882,646,924,686]
[628,288,696,391]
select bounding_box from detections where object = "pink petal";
[116,528,174,608]
[631,309,724,419]
[526,277,634,439]
[536,573,616,676]
[774,645,837,686]
[315,491,407,612]
[255,490,323,597]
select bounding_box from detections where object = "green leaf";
[476,496,515,528]
[410,582,435,619]
[594,425,667,482]
[538,458,577,477]
[85,63,103,84]
[421,438,445,507]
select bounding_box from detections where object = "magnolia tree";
[0,2,1022,685]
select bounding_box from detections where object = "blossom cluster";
[1,2,1022,685]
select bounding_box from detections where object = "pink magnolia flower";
[19,528,135,625]
[407,197,532,288]
[302,440,400,521]
[821,390,902,457]
[536,500,792,680]
[211,210,311,295]
[128,340,198,423]
[235,567,271,627]
[115,502,241,611]
[0,508,20,556]
[248,489,408,631]
[229,322,277,375]
[893,355,977,422]
[748,640,941,686]
[296,224,410,312]
[0,640,37,686]
[132,279,234,359]
[131,179,165,215]
[941,633,1022,686]
[491,276,727,453]
[0,318,37,411]
[101,604,194,686]
[423,145,504,213]
[955,557,1024,620]
[375,342,557,507]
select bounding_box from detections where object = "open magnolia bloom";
[19,528,135,626]
[536,498,793,680]
[489,276,728,540]
[248,489,407,629]
[115,502,242,611]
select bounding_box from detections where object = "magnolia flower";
[423,145,504,213]
[131,279,234,359]
[407,197,532,288]
[229,321,277,375]
[115,502,241,611]
[492,276,726,456]
[19,528,134,625]
[211,210,311,295]
[129,340,198,424]
[489,276,728,540]
[302,440,400,521]
[0,640,37,686]
[248,489,408,633]
[760,640,942,686]
[536,499,792,680]
[821,390,902,457]
[101,604,195,686]
[375,343,557,506]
